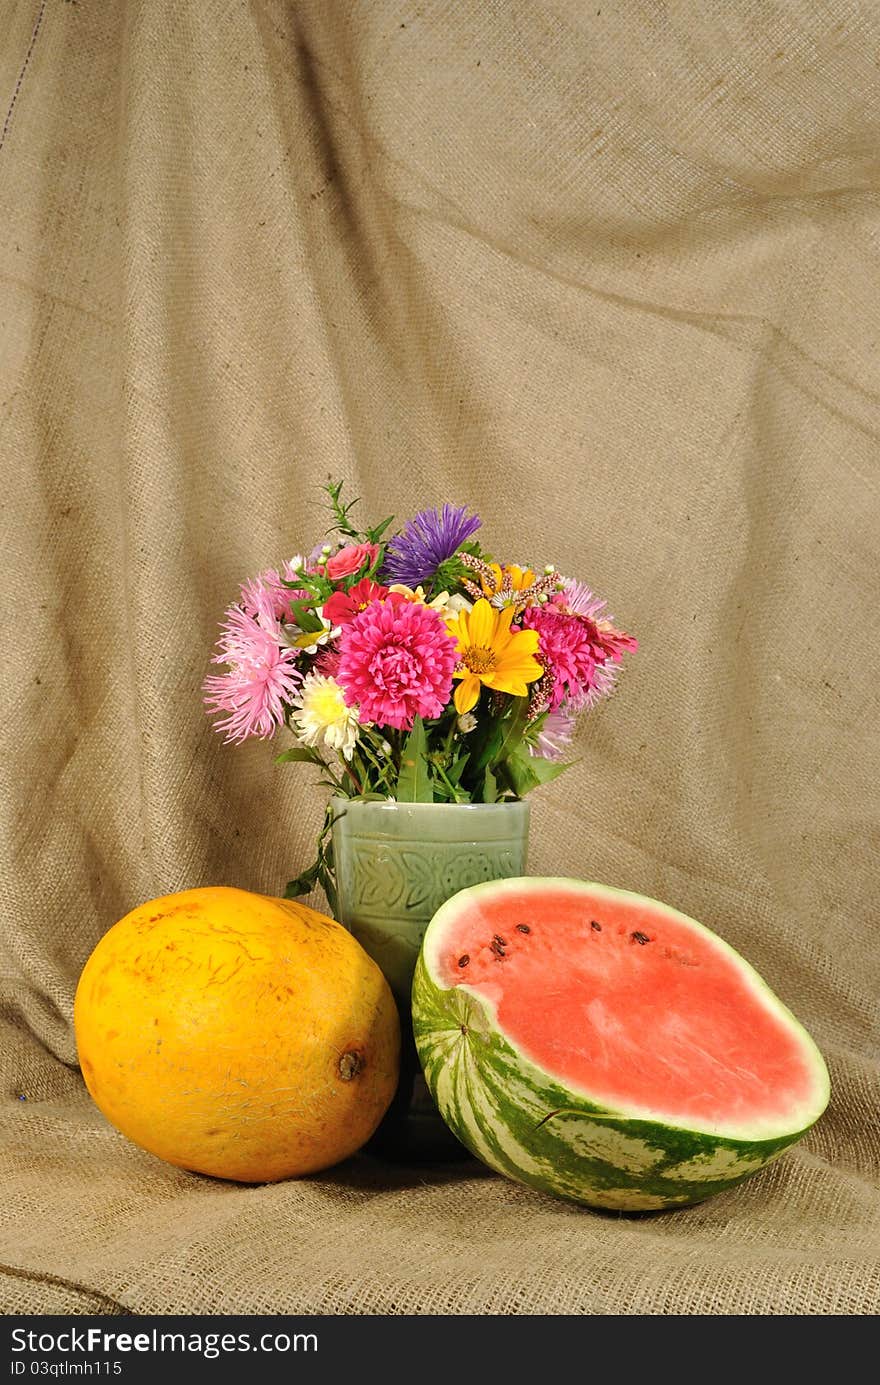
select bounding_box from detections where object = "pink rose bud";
[325,543,380,581]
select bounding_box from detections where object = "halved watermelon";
[412,878,830,1210]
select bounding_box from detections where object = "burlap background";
[1,0,878,1315]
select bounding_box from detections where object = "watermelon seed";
[516,924,531,934]
[458,954,470,967]
[631,931,650,945]
[590,920,602,932]
[490,935,507,959]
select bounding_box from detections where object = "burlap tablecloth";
[1,0,878,1315]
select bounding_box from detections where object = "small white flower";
[457,712,478,733]
[288,554,304,573]
[291,673,360,762]
[446,592,473,616]
[425,589,455,613]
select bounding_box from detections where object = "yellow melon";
[74,886,400,1182]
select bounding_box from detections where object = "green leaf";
[396,715,433,802]
[500,746,575,797]
[317,834,338,916]
[430,777,456,802]
[527,752,578,784]
[473,695,531,774]
[278,571,325,597]
[324,479,363,539]
[522,708,549,744]
[470,717,504,776]
[317,864,338,917]
[284,862,320,898]
[367,514,395,543]
[289,599,324,633]
[275,746,322,765]
[497,697,533,762]
[483,765,498,802]
[446,751,469,786]
[431,553,474,595]
[285,798,341,912]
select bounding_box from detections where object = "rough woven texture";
[1,0,878,1316]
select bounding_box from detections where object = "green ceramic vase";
[331,798,530,1161]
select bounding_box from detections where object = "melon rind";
[412,877,830,1211]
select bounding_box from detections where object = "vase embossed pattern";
[332,798,530,1160]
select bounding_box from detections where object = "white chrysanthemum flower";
[291,673,360,761]
[457,712,478,733]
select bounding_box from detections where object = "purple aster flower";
[381,503,481,586]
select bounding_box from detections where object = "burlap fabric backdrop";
[1,0,878,1316]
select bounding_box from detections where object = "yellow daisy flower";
[480,563,537,602]
[445,598,543,715]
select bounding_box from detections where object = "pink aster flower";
[522,607,600,711]
[578,660,618,709]
[594,622,639,665]
[554,578,639,666]
[203,606,301,743]
[240,561,309,626]
[553,578,609,622]
[336,598,457,731]
[531,706,576,761]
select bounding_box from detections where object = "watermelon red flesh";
[413,878,830,1210]
[433,882,819,1138]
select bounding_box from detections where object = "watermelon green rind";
[412,877,830,1211]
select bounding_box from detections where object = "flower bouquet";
[204,482,638,913]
